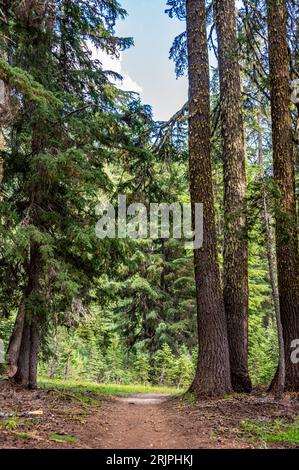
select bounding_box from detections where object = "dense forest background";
[0,0,298,393]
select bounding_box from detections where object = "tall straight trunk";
[214,0,252,393]
[28,319,39,388]
[258,123,281,343]
[186,0,232,396]
[7,242,41,389]
[263,190,285,397]
[14,322,31,386]
[5,5,50,389]
[6,300,26,378]
[267,0,299,391]
[0,1,10,189]
[0,79,7,188]
[9,125,45,388]
[0,128,4,187]
[257,114,285,396]
[262,193,281,334]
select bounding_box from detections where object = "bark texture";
[7,241,41,388]
[267,0,299,391]
[214,0,252,392]
[186,0,232,397]
[0,80,7,188]
[6,301,26,378]
[258,120,285,396]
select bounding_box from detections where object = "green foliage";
[13,432,32,440]
[0,0,293,395]
[1,417,19,430]
[0,58,62,109]
[49,433,77,444]
[39,378,180,397]
[240,418,299,445]
[0,0,148,367]
[153,344,176,385]
[39,320,195,388]
[248,239,278,384]
[132,351,151,384]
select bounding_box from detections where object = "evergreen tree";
[267,0,299,391]
[214,0,252,393]
[1,0,133,387]
[186,0,232,396]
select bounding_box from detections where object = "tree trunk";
[267,0,299,391]
[0,79,7,189]
[186,0,232,397]
[263,191,285,398]
[257,116,285,396]
[214,0,252,393]
[14,322,31,386]
[6,300,26,378]
[29,320,39,389]
[0,129,4,188]
[6,242,41,388]
[8,122,45,388]
[0,1,10,190]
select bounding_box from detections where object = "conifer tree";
[267,0,299,391]
[186,0,232,396]
[214,0,252,393]
[1,0,132,387]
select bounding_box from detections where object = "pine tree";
[2,0,132,388]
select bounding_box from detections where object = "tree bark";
[0,1,10,190]
[6,300,26,378]
[14,322,31,386]
[214,0,252,392]
[186,0,232,397]
[29,320,39,389]
[0,79,8,189]
[267,0,299,391]
[7,120,45,388]
[263,190,285,398]
[257,116,285,396]
[0,129,4,188]
[7,241,41,388]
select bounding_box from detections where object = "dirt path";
[87,394,249,449]
[1,383,299,449]
[99,394,189,449]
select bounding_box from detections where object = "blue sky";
[97,0,222,121]
[114,0,188,121]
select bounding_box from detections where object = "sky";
[99,0,188,121]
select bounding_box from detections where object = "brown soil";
[1,381,299,449]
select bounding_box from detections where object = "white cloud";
[93,48,143,94]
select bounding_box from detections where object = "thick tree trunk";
[214,0,252,393]
[6,300,26,378]
[8,123,45,388]
[14,322,31,386]
[186,0,232,397]
[267,0,299,391]
[6,242,41,388]
[13,320,39,389]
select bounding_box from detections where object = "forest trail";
[2,383,299,449]
[99,394,188,449]
[90,394,249,449]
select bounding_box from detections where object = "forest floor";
[1,379,299,449]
